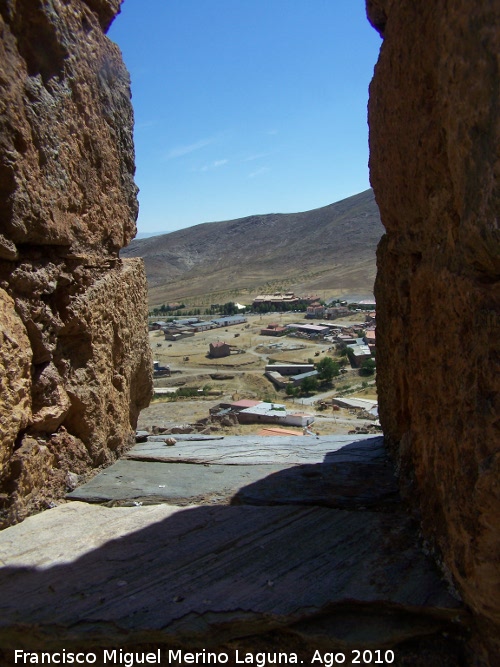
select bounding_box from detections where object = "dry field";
[137,313,378,437]
[147,271,377,308]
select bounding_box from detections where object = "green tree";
[300,376,318,395]
[359,358,376,376]
[316,357,340,382]
[222,302,238,316]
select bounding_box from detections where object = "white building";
[237,402,314,427]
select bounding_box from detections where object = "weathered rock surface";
[126,434,385,465]
[0,288,32,478]
[67,459,292,505]
[67,436,399,510]
[0,433,469,662]
[0,0,152,527]
[0,0,137,255]
[0,496,464,655]
[367,0,500,661]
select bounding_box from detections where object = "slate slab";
[0,502,463,650]
[231,459,399,510]
[126,434,384,466]
[67,438,397,510]
[147,434,225,441]
[66,459,292,505]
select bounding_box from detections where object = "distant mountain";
[121,189,384,305]
[135,231,168,239]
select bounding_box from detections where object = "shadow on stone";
[230,437,399,510]
[0,438,467,661]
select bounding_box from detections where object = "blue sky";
[108,1,382,234]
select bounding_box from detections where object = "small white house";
[237,402,314,427]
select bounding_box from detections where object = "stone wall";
[367,1,500,662]
[0,0,152,527]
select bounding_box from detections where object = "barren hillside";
[121,189,383,305]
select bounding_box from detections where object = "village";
[140,292,379,439]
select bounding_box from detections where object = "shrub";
[300,376,318,395]
[316,357,340,382]
[359,359,376,376]
[176,387,198,397]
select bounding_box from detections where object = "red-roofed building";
[260,323,287,336]
[306,303,325,318]
[230,399,262,410]
[364,329,376,353]
[364,330,376,343]
[209,341,231,358]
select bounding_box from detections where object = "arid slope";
[122,189,383,304]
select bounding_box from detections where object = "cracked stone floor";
[0,434,468,665]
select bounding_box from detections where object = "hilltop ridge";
[121,189,383,304]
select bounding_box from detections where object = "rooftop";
[290,370,319,381]
[230,399,262,409]
[294,324,330,333]
[211,316,247,325]
[239,402,289,417]
[210,341,229,348]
